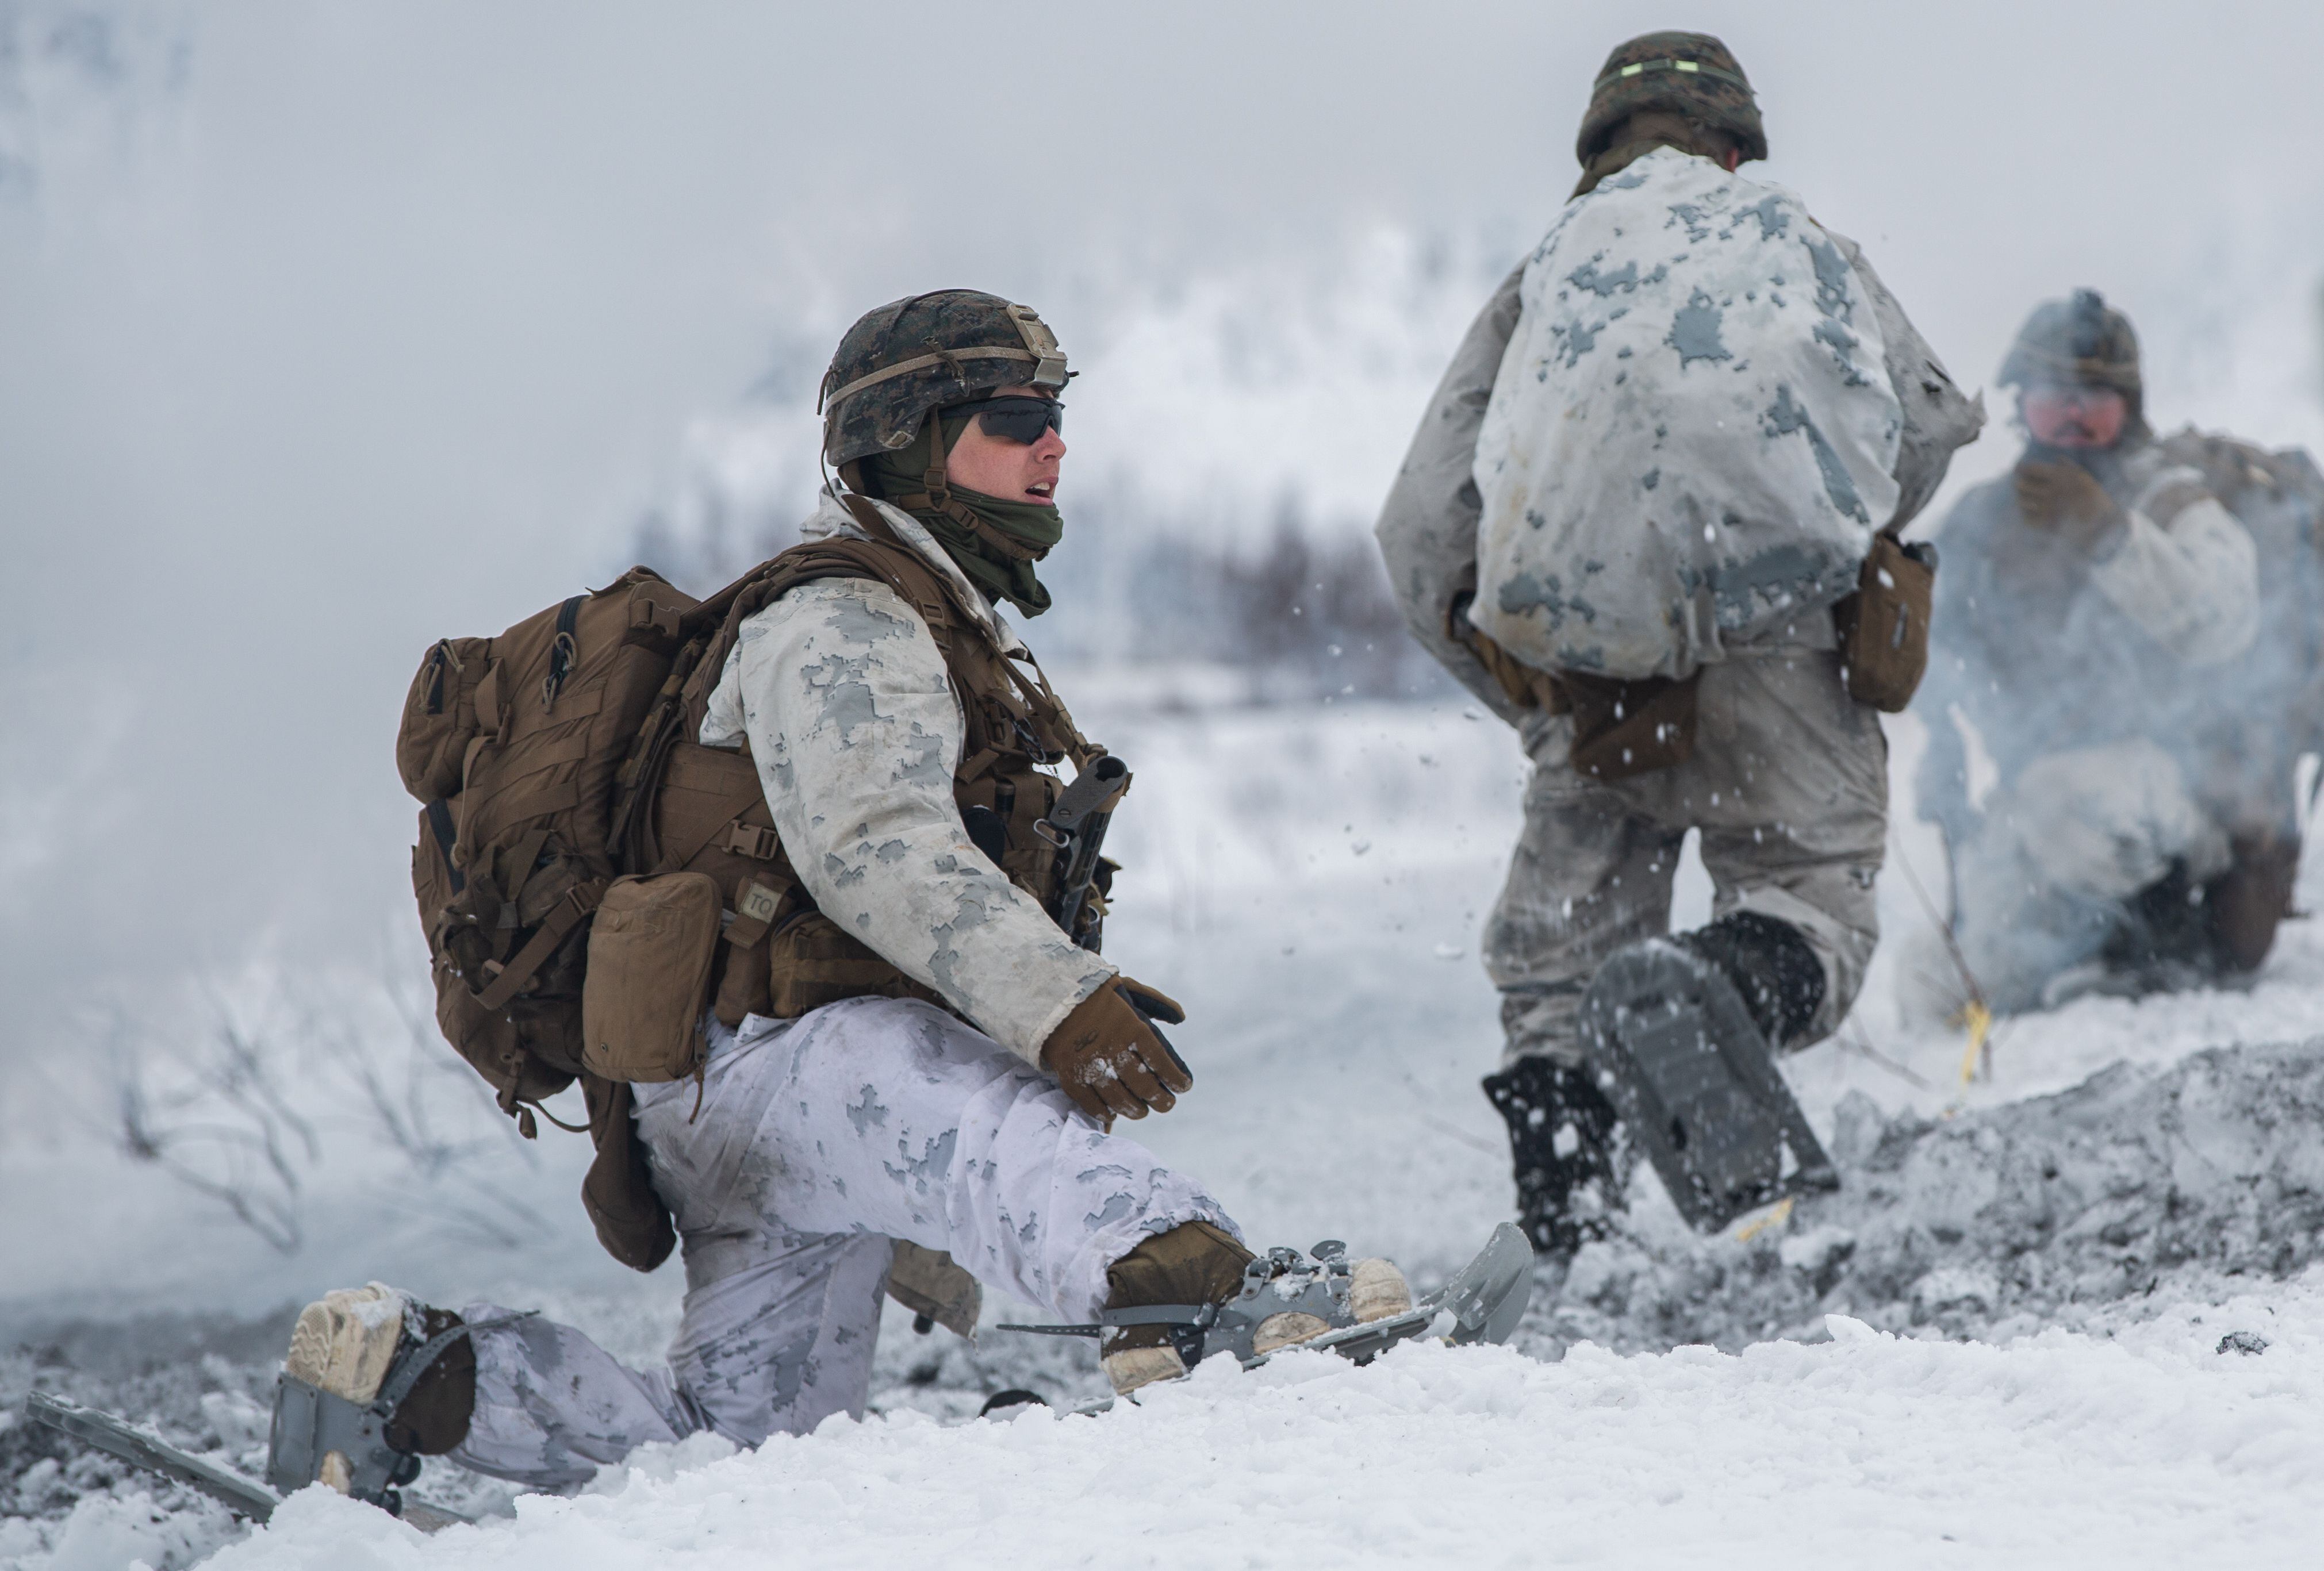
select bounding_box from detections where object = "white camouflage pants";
[1484,648,1889,1067]
[1951,739,2233,1013]
[449,996,1232,1488]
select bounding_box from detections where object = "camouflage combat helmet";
[1575,31,1767,167]
[1997,288,2142,400]
[820,290,1068,468]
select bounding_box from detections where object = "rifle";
[1036,754,1131,951]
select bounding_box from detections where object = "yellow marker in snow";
[1958,1000,1992,1086]
[1734,1194,1794,1243]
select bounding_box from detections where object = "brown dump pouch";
[1834,534,1938,713]
[768,911,946,1020]
[580,1075,675,1273]
[1565,670,1701,782]
[581,873,722,1082]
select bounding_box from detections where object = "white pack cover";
[1471,148,1904,680]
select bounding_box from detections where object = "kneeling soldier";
[1915,290,2318,1012]
[275,293,1442,1500]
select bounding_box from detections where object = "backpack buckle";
[717,821,781,861]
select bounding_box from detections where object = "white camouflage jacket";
[697,487,1117,1064]
[1377,146,1981,710]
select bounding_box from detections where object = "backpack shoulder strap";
[655,497,1101,806]
[677,501,977,725]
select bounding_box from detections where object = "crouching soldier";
[271,293,1450,1504]
[1376,32,1980,1251]
[1915,290,2321,1012]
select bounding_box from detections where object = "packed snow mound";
[1535,1038,2324,1357]
[202,1286,2324,1571]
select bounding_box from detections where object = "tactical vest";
[626,496,1109,1031]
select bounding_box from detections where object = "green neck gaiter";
[863,412,1063,617]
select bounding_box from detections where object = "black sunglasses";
[951,395,1064,445]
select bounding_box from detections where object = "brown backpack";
[400,570,700,1118]
[399,567,702,1269]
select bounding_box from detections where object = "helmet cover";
[1998,287,2142,398]
[1575,31,1767,167]
[820,290,1068,468]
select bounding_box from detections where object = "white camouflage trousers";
[1484,648,1889,1067]
[1951,739,2233,1013]
[448,996,1232,1488]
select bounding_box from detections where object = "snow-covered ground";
[8,687,2324,1568]
[206,1281,2324,1571]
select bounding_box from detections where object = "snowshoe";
[23,1391,477,1533]
[1004,1223,1535,1408]
[26,1285,520,1530]
[1578,938,1838,1232]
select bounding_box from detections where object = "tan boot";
[1100,1222,1251,1395]
[1099,1226,1413,1395]
[285,1285,411,1411]
[282,1285,413,1496]
[274,1284,480,1503]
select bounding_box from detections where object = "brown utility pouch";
[886,1241,983,1339]
[1834,533,1938,713]
[768,911,946,1020]
[581,873,722,1082]
[711,930,774,1027]
[1565,670,1701,782]
[396,637,493,801]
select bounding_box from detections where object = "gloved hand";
[2014,459,2126,551]
[1041,977,1191,1124]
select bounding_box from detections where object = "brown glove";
[1041,977,1191,1124]
[2014,459,2126,552]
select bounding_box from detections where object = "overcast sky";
[3,0,2321,1079]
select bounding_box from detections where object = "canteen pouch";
[1835,534,1938,713]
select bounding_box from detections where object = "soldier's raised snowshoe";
[1578,938,1839,1232]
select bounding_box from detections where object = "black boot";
[1482,1057,1624,1258]
[1675,911,1825,1047]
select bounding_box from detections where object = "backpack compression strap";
[471,879,607,1012]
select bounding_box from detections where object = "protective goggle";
[2021,385,2126,448]
[950,395,1064,445]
